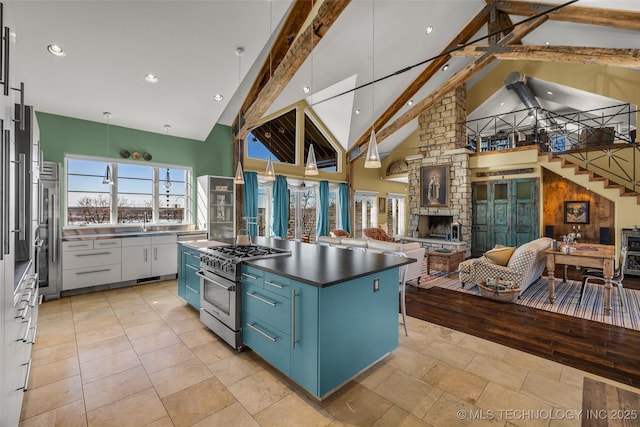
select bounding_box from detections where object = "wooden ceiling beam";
[235,0,350,142]
[451,45,640,68]
[374,15,549,146]
[347,5,492,157]
[492,0,640,31]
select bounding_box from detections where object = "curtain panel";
[339,182,351,233]
[317,180,329,237]
[243,172,259,236]
[272,175,289,238]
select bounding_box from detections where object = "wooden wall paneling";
[542,169,615,244]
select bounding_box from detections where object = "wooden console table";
[427,250,465,276]
[545,244,615,314]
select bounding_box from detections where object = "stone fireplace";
[407,86,472,255]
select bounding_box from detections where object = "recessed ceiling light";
[547,91,553,95]
[442,64,449,71]
[213,94,224,102]
[545,41,551,46]
[303,86,310,94]
[355,109,361,115]
[145,73,159,83]
[47,44,66,57]
[500,101,505,106]
[425,26,434,35]
[407,100,413,106]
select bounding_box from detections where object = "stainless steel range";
[197,244,291,350]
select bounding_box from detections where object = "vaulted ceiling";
[8,0,640,161]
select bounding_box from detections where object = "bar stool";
[386,251,409,336]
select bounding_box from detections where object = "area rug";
[418,274,640,332]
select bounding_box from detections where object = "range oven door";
[197,268,238,329]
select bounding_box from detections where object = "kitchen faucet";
[142,212,148,232]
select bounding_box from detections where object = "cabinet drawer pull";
[186,264,199,271]
[31,324,38,345]
[75,251,111,257]
[246,292,276,307]
[17,359,32,391]
[16,304,28,319]
[96,241,118,246]
[291,288,297,349]
[242,272,258,280]
[68,243,91,247]
[265,281,284,289]
[246,322,277,342]
[75,268,111,275]
[20,318,32,342]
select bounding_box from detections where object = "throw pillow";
[484,246,516,266]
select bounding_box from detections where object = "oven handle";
[196,270,235,291]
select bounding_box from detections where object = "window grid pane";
[66,157,191,226]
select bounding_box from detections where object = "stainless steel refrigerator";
[38,161,61,299]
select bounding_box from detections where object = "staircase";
[537,150,640,207]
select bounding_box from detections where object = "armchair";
[364,227,396,242]
[459,237,552,295]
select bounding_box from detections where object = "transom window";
[66,156,192,226]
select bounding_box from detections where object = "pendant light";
[305,144,318,175]
[304,6,319,177]
[263,2,276,182]
[364,4,381,169]
[102,112,114,185]
[234,47,245,185]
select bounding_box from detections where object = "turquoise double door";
[472,178,539,256]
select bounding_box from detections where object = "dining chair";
[386,251,409,337]
[579,246,629,311]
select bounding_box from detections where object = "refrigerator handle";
[3,129,9,256]
[51,193,58,264]
[0,122,4,260]
[13,153,26,241]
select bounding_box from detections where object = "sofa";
[317,236,426,282]
[458,237,552,295]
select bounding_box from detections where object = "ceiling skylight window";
[145,73,159,83]
[213,94,224,102]
[47,44,66,57]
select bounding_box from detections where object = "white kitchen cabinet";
[121,235,177,281]
[62,238,122,290]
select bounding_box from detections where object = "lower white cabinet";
[62,239,123,290]
[121,235,177,282]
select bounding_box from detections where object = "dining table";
[545,243,616,314]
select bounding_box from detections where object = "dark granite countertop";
[244,237,415,288]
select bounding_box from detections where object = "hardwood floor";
[405,270,640,388]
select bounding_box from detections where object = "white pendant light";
[364,129,381,168]
[102,111,114,185]
[234,157,244,185]
[265,155,276,181]
[305,144,318,175]
[364,3,381,169]
[234,47,245,185]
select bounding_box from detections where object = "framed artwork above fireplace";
[420,165,449,207]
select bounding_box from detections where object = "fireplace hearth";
[418,215,453,240]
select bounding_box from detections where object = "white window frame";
[65,155,193,227]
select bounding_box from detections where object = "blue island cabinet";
[177,244,202,309]
[241,264,398,399]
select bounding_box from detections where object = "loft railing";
[465,103,639,193]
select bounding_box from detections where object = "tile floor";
[20,280,640,426]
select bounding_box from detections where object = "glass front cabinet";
[197,175,235,240]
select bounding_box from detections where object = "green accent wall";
[35,112,232,177]
[35,112,233,225]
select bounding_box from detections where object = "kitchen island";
[241,237,414,400]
